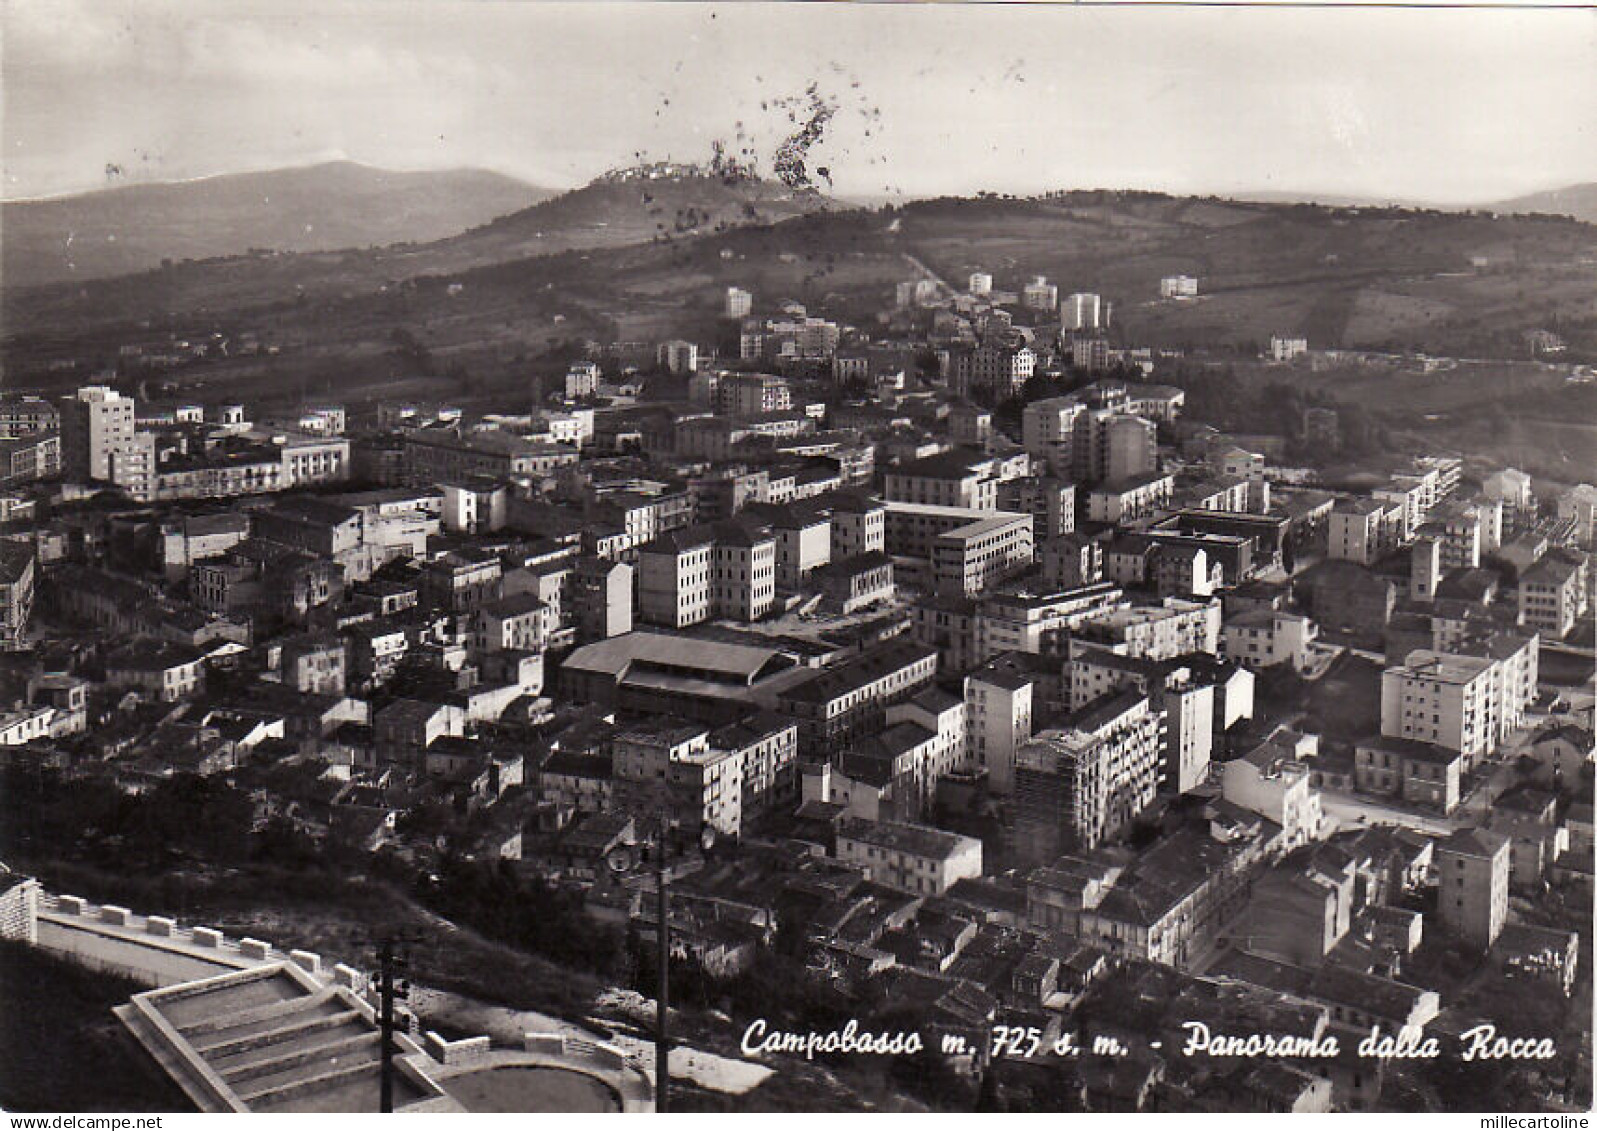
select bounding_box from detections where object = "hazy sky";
[4,1,1595,203]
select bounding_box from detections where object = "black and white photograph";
[0,0,1593,1117]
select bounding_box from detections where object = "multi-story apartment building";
[1067,645,1217,796]
[636,521,776,625]
[104,642,207,703]
[1434,829,1510,950]
[0,432,61,487]
[1062,292,1103,331]
[1556,483,1597,547]
[1022,276,1059,312]
[1042,534,1105,590]
[0,396,59,438]
[279,633,348,697]
[718,373,792,416]
[656,339,699,376]
[613,723,744,837]
[1102,416,1158,484]
[572,555,633,642]
[1221,609,1320,672]
[1221,733,1324,849]
[474,593,549,655]
[1084,472,1174,524]
[711,521,777,621]
[710,713,799,819]
[403,430,579,485]
[1013,691,1164,856]
[1519,549,1589,637]
[1459,631,1540,745]
[59,386,137,482]
[973,583,1128,665]
[995,476,1076,543]
[884,450,1000,510]
[951,343,1035,400]
[422,549,503,614]
[0,543,35,651]
[829,493,887,561]
[834,817,983,896]
[776,638,939,754]
[1380,650,1498,768]
[931,512,1035,598]
[964,653,1037,796]
[1073,597,1223,661]
[277,433,351,488]
[1022,397,1086,476]
[637,526,715,628]
[1483,468,1534,522]
[1071,335,1111,373]
[1354,736,1463,815]
[725,287,754,319]
[1327,498,1403,565]
[565,362,602,400]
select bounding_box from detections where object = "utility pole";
[655,847,671,1114]
[376,939,409,1113]
[378,940,395,1114]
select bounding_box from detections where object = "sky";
[4,0,1595,204]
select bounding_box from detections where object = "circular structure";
[446,1065,622,1113]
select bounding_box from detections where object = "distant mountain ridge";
[1236,183,1597,224]
[1489,183,1597,224]
[1,161,554,288]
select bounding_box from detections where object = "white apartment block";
[1519,551,1589,637]
[1557,484,1597,546]
[1270,336,1308,361]
[1222,609,1320,672]
[1084,473,1174,524]
[1023,277,1059,312]
[1063,293,1104,331]
[1328,498,1402,565]
[725,287,754,319]
[637,529,714,628]
[883,453,999,511]
[711,528,777,621]
[1381,650,1499,768]
[1022,397,1086,476]
[614,725,744,837]
[964,662,1035,796]
[1076,597,1222,661]
[565,362,602,400]
[1014,692,1164,852]
[60,386,137,482]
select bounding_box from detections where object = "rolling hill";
[1489,183,1597,225]
[0,172,836,329]
[1,161,553,288]
[5,187,1597,409]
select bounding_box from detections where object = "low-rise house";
[1522,723,1594,791]
[1353,736,1463,814]
[104,642,207,702]
[1222,609,1319,672]
[834,816,983,896]
[814,551,895,614]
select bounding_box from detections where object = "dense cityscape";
[0,233,1592,1113]
[1,1,1595,1116]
